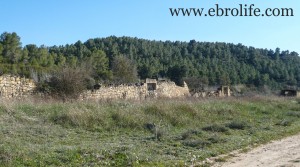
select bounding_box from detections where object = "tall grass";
[0,96,300,166]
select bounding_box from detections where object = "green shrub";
[287,111,300,118]
[208,135,226,144]
[0,146,12,165]
[181,129,201,140]
[226,120,249,130]
[182,140,211,148]
[111,112,141,129]
[174,104,197,117]
[144,106,166,118]
[47,66,91,101]
[276,119,293,126]
[202,124,228,132]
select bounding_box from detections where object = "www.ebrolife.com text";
[170,4,294,17]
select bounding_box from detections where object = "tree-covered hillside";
[0,32,299,89]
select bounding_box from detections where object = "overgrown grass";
[0,96,300,166]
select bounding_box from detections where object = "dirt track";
[213,133,300,167]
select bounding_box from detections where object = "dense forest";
[0,32,299,90]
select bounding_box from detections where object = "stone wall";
[82,84,147,100]
[191,86,231,98]
[0,75,190,100]
[0,75,36,98]
[155,81,190,98]
[281,89,300,97]
[83,81,190,100]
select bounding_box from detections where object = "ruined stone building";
[0,74,238,100]
[281,89,300,97]
[0,75,190,100]
[191,85,231,97]
[218,86,231,97]
[82,78,190,100]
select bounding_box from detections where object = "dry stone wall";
[155,81,190,98]
[0,75,36,98]
[82,84,148,100]
[0,75,190,100]
[83,81,190,100]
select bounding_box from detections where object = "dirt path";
[213,133,300,167]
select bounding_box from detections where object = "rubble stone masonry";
[0,75,190,100]
[0,75,36,98]
[82,81,190,100]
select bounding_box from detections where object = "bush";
[287,111,300,118]
[47,67,90,101]
[226,120,249,130]
[181,129,201,140]
[182,139,211,148]
[208,135,226,144]
[276,119,293,126]
[202,124,228,132]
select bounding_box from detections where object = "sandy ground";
[213,133,300,167]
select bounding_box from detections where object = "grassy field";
[1,96,300,166]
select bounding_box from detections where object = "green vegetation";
[1,97,300,166]
[0,32,299,89]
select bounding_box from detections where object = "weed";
[287,111,300,118]
[144,123,155,132]
[226,120,249,130]
[181,129,201,140]
[215,157,227,162]
[276,119,293,126]
[0,147,12,165]
[1,97,300,166]
[208,135,226,144]
[182,140,211,148]
[110,152,130,166]
[202,124,228,132]
[111,111,141,129]
[144,105,165,118]
[174,104,197,117]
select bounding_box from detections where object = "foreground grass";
[0,97,300,166]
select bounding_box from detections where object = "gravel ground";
[213,133,300,167]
